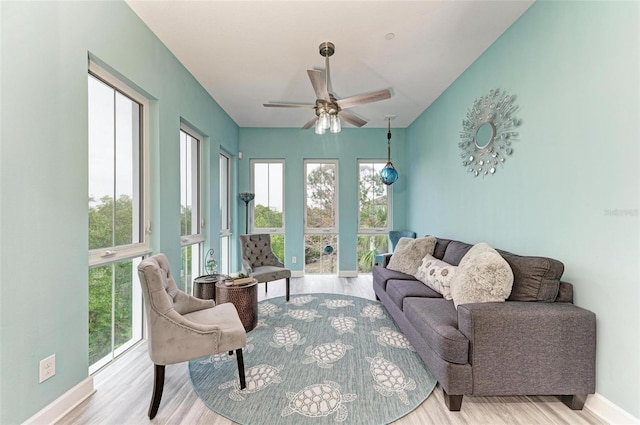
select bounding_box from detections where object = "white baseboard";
[291,270,304,278]
[585,392,640,425]
[23,377,95,425]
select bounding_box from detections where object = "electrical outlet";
[39,354,55,383]
[292,256,297,264]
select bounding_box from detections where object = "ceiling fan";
[263,42,392,134]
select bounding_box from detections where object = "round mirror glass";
[474,122,495,149]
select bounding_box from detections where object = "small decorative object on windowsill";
[380,115,398,185]
[204,248,218,275]
[193,250,229,299]
[239,192,255,234]
[225,273,254,286]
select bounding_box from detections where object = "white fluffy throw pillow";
[386,236,437,276]
[450,242,514,309]
[415,254,456,300]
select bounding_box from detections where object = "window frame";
[87,62,149,374]
[250,159,285,234]
[179,124,204,248]
[219,151,232,275]
[88,62,151,268]
[220,151,231,237]
[303,159,339,234]
[357,159,392,235]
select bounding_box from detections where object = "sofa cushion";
[497,250,564,302]
[432,237,452,260]
[450,243,514,309]
[387,280,441,310]
[387,236,437,276]
[372,266,415,292]
[442,240,473,265]
[415,254,456,300]
[403,297,469,364]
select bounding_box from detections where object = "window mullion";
[110,263,116,362]
[112,90,117,248]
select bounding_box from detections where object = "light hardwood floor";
[58,276,604,425]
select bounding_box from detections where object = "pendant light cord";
[387,118,392,161]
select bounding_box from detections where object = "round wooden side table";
[215,280,258,332]
[193,274,228,301]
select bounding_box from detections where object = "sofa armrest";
[555,281,574,303]
[375,252,394,268]
[457,301,596,396]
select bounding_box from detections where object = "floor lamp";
[239,192,255,234]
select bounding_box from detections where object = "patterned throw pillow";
[386,236,437,276]
[415,254,456,300]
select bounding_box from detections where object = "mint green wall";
[2,0,637,422]
[407,0,639,417]
[0,1,238,423]
[238,128,407,272]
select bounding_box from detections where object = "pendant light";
[380,116,398,185]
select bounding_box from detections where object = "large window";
[180,127,203,294]
[304,161,338,274]
[220,152,231,275]
[357,161,391,273]
[251,160,285,261]
[88,63,149,373]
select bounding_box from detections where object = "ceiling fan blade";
[337,89,392,109]
[307,70,330,101]
[301,116,317,130]
[263,103,316,108]
[339,110,367,128]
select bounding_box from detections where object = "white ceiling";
[126,0,533,129]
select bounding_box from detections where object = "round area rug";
[189,293,436,425]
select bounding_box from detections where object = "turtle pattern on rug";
[189,293,436,425]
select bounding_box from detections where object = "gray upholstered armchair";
[137,254,247,419]
[240,234,292,301]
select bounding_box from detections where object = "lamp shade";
[330,115,341,133]
[319,111,330,130]
[380,163,398,185]
[239,192,255,202]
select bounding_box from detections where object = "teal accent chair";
[374,230,417,266]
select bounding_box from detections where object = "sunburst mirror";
[459,89,521,177]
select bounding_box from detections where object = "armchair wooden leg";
[236,348,246,389]
[286,277,290,301]
[149,364,165,419]
[443,388,463,411]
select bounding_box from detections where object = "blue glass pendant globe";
[323,245,334,255]
[380,164,398,185]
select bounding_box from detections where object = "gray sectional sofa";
[372,236,596,411]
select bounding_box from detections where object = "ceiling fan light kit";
[264,42,392,134]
